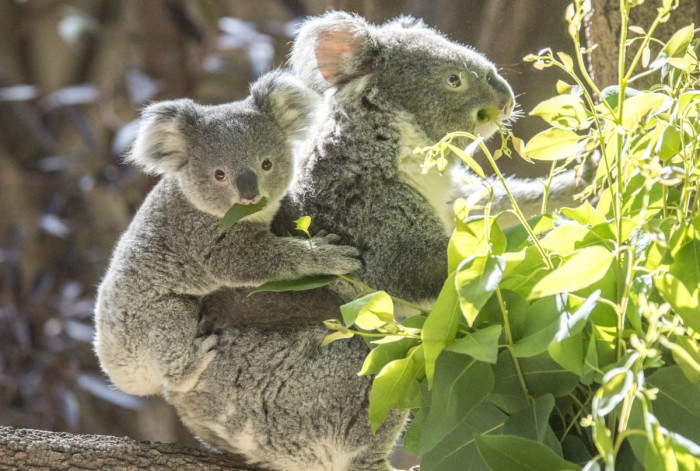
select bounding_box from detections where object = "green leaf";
[369,345,424,432]
[548,334,585,376]
[652,24,695,69]
[620,93,670,129]
[447,143,486,179]
[491,350,530,414]
[655,273,700,333]
[293,215,311,238]
[456,254,505,326]
[476,435,581,471]
[420,403,507,471]
[502,394,556,443]
[539,224,593,255]
[320,330,354,346]
[418,353,495,453]
[448,217,503,272]
[446,324,502,364]
[524,128,583,161]
[593,367,634,416]
[248,275,336,295]
[423,273,460,387]
[529,246,614,299]
[561,201,607,227]
[670,336,700,383]
[340,291,394,329]
[520,352,579,398]
[655,124,682,161]
[530,94,587,129]
[647,366,700,444]
[359,337,418,376]
[504,214,557,252]
[220,198,268,232]
[511,296,562,358]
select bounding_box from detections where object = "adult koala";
[165,12,589,471]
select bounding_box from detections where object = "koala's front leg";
[147,295,218,393]
[204,223,362,287]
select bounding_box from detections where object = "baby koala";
[93,71,361,397]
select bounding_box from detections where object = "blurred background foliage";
[0,0,571,454]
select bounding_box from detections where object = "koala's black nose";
[235,170,259,201]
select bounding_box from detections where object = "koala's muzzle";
[235,170,260,203]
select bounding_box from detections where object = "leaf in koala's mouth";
[220,198,268,232]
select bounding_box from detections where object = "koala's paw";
[311,231,343,245]
[165,334,219,393]
[313,242,362,275]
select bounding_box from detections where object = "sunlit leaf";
[593,367,634,416]
[447,143,486,179]
[529,246,614,299]
[360,337,418,376]
[456,254,505,326]
[340,291,394,328]
[651,24,695,69]
[369,346,424,432]
[530,94,587,129]
[321,330,354,346]
[293,215,312,238]
[525,128,583,161]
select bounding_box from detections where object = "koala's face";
[181,103,292,218]
[376,25,514,141]
[128,72,317,219]
[291,13,515,143]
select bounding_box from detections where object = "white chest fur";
[395,119,456,235]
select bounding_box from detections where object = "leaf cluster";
[322,1,700,469]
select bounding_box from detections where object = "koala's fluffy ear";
[251,70,319,139]
[290,11,377,93]
[383,15,428,30]
[126,99,200,175]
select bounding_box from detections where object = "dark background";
[0,0,571,453]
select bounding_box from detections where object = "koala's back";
[166,325,405,471]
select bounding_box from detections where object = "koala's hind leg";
[147,295,219,393]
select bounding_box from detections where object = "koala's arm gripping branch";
[0,426,261,470]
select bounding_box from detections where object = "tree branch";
[0,426,265,470]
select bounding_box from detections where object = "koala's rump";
[165,327,402,470]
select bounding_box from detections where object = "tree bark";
[585,0,699,88]
[0,426,263,470]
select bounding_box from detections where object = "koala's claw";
[165,334,219,393]
[316,244,362,275]
[312,232,343,245]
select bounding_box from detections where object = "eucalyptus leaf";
[445,324,502,364]
[248,275,335,295]
[422,272,460,386]
[420,403,507,471]
[529,246,614,299]
[368,345,425,432]
[418,352,494,453]
[456,254,505,326]
[220,198,268,232]
[525,128,583,161]
[476,435,581,471]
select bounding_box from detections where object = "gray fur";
[163,12,593,471]
[94,71,361,397]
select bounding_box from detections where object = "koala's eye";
[261,159,273,171]
[446,74,462,88]
[214,170,226,181]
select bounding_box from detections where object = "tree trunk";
[0,426,262,470]
[585,0,699,88]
